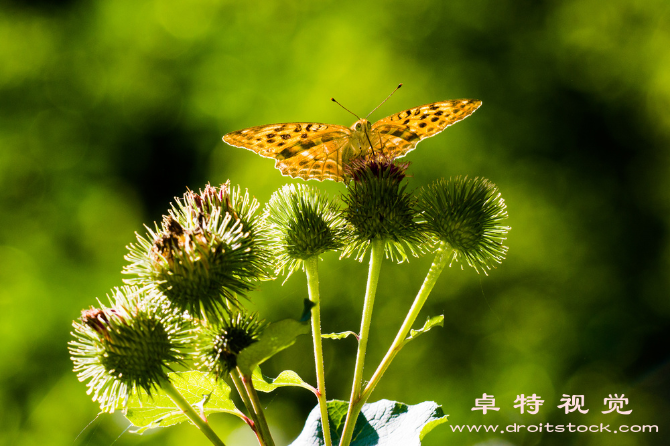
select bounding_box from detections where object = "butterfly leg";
[364,131,377,156]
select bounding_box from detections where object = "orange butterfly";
[223,88,481,182]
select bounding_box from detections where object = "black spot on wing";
[277,139,319,160]
[397,110,413,120]
[277,146,301,160]
[389,128,420,142]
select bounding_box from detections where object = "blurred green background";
[1,0,669,445]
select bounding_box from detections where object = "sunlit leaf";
[251,367,316,394]
[321,331,359,341]
[236,319,310,375]
[125,371,241,433]
[405,315,444,344]
[289,399,448,446]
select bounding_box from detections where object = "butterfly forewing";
[372,99,482,159]
[223,122,351,181]
[223,123,350,158]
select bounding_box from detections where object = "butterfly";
[223,88,481,182]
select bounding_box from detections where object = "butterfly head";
[351,119,372,135]
[349,119,381,156]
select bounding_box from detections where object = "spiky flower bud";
[68,286,191,412]
[196,311,265,379]
[124,181,270,320]
[264,184,347,277]
[341,155,427,262]
[417,176,510,274]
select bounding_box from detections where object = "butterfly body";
[223,99,482,182]
[347,118,378,158]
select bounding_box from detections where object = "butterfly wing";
[371,99,482,158]
[223,122,352,181]
[278,135,354,181]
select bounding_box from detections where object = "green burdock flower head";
[124,181,271,320]
[68,286,191,413]
[341,155,427,262]
[196,311,265,379]
[418,176,510,274]
[264,183,347,278]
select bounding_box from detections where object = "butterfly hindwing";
[275,136,350,181]
[372,99,482,158]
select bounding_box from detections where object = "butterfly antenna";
[331,97,361,120]
[366,83,402,119]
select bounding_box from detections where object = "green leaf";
[251,367,316,394]
[125,371,241,433]
[322,331,359,341]
[301,298,316,322]
[405,315,444,344]
[290,399,448,446]
[236,318,310,375]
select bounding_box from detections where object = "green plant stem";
[362,241,451,402]
[339,238,384,446]
[304,256,333,446]
[160,377,227,446]
[239,367,276,446]
[230,370,263,444]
